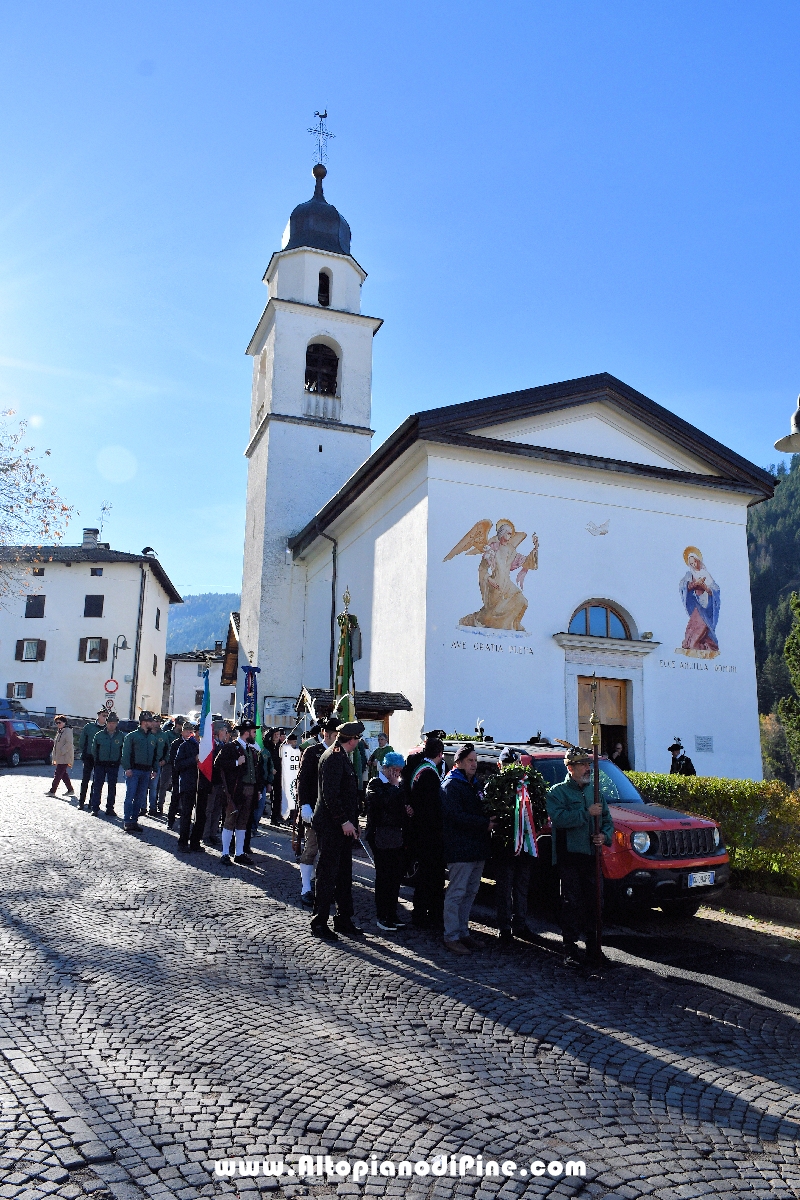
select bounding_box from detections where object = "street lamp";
[774,395,800,454]
[110,635,129,679]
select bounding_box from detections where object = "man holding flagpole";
[216,719,266,865]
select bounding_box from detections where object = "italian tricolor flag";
[198,667,213,782]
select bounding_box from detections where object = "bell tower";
[239,161,382,713]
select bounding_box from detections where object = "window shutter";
[25,683,33,699]
[99,639,109,663]
[6,684,13,699]
[78,637,88,662]
[15,640,23,661]
[37,641,46,661]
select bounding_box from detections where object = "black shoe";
[376,918,398,932]
[132,824,144,832]
[78,800,85,810]
[333,919,364,939]
[300,891,314,908]
[311,923,339,941]
[123,825,138,835]
[563,942,584,968]
[233,853,254,865]
[105,807,115,816]
[167,819,175,830]
[189,844,206,854]
[177,842,190,852]
[220,854,232,864]
[513,927,538,943]
[499,930,514,947]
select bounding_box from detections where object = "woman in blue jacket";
[441,744,495,954]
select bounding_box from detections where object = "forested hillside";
[166,593,240,653]
[748,456,800,714]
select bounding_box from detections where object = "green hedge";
[626,772,800,896]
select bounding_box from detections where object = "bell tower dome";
[239,162,382,713]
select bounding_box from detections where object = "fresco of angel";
[444,518,538,631]
[678,545,720,658]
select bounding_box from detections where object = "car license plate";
[688,870,714,888]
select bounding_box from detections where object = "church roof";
[288,372,776,559]
[282,165,351,255]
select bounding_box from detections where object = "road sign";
[104,678,119,694]
[104,698,115,710]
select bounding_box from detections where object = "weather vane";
[308,110,334,165]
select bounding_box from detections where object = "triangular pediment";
[472,401,721,476]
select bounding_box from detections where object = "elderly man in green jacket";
[546,746,613,968]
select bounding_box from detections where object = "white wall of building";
[0,558,172,720]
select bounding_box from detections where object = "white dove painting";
[586,520,610,536]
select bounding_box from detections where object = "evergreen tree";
[778,592,800,772]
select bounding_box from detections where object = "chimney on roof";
[82,528,99,548]
[215,640,223,652]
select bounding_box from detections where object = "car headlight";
[631,832,651,855]
[713,827,720,847]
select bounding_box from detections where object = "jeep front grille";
[651,827,717,858]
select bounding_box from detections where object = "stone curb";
[706,887,800,926]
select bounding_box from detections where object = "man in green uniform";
[89,714,125,815]
[546,746,613,968]
[121,712,158,834]
[78,709,108,808]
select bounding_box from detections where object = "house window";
[230,691,235,707]
[79,637,108,663]
[304,343,338,396]
[22,640,40,662]
[90,568,103,577]
[197,663,204,677]
[84,595,104,618]
[32,568,44,577]
[318,270,331,307]
[195,689,204,705]
[25,595,45,618]
[153,654,158,676]
[568,603,630,639]
[8,682,33,699]
[155,607,161,630]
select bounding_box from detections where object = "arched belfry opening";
[305,343,338,396]
[318,270,331,307]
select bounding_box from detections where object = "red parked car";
[0,719,54,768]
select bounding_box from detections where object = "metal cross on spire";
[308,110,335,164]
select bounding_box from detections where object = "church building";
[237,163,773,779]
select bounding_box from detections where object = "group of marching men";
[49,706,615,967]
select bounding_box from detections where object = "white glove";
[301,804,314,823]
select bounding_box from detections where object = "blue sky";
[2,1,799,597]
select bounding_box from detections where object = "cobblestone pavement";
[1,765,799,1200]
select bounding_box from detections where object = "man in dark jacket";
[294,717,338,906]
[668,739,696,776]
[202,722,232,845]
[78,710,107,808]
[174,722,205,853]
[310,721,365,941]
[546,745,614,967]
[408,736,446,929]
[441,743,495,954]
[215,719,266,865]
[89,714,124,815]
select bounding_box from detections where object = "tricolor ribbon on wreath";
[513,780,538,857]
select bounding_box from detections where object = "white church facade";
[237,164,774,779]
